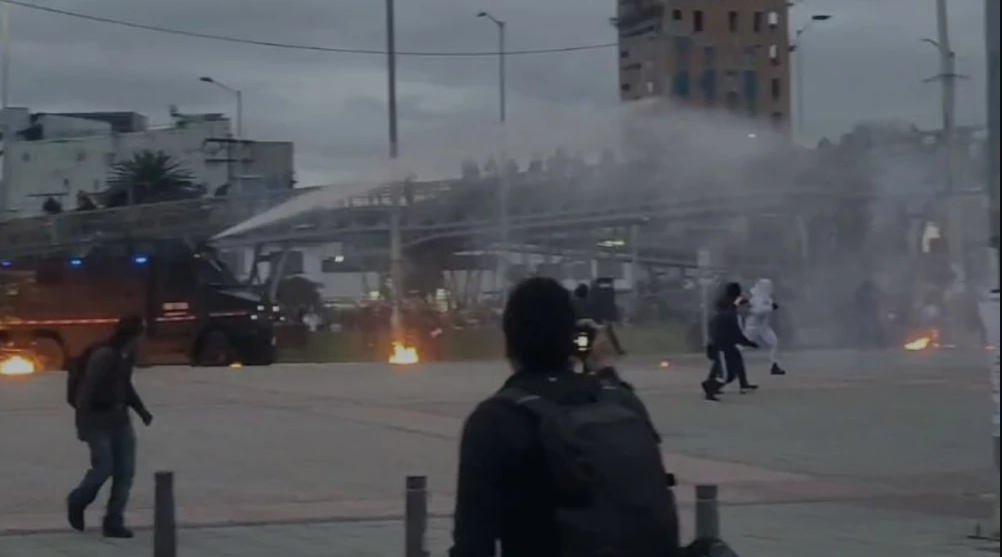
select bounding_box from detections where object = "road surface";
[0,349,997,555]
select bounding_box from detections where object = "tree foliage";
[104,150,205,207]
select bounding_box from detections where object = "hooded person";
[744,278,786,376]
[701,282,759,401]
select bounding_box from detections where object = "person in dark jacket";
[449,277,672,557]
[701,283,758,401]
[67,315,153,538]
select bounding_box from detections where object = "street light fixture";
[476,11,506,124]
[477,10,510,297]
[199,76,245,197]
[789,14,833,139]
[199,76,243,139]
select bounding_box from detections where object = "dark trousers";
[68,421,136,525]
[706,346,751,388]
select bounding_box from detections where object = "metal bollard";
[695,484,721,540]
[404,475,429,557]
[153,471,177,557]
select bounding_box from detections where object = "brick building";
[615,0,792,128]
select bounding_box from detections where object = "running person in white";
[744,278,787,376]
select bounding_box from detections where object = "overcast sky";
[8,0,992,185]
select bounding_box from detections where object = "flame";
[904,336,933,351]
[388,342,419,365]
[0,355,36,376]
[904,330,940,351]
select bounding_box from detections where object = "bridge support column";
[267,247,290,303]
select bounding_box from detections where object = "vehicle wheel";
[195,330,233,367]
[32,336,67,371]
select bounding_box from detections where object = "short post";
[695,484,721,540]
[404,475,429,557]
[153,471,177,557]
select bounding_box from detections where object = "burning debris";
[0,355,36,376]
[904,330,940,351]
[388,342,419,365]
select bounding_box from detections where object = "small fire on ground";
[0,355,36,376]
[389,342,419,365]
[904,331,939,351]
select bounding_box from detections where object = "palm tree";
[104,150,204,207]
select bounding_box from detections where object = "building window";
[753,12,764,33]
[672,71,691,99]
[693,10,704,33]
[701,70,717,103]
[620,83,631,92]
[728,11,739,33]
[620,49,629,59]
[743,71,759,104]
[742,46,758,66]
[771,78,782,100]
[671,9,682,21]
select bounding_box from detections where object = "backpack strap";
[495,387,559,419]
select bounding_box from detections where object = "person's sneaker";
[701,380,721,401]
[770,363,786,376]
[66,498,85,532]
[740,385,759,394]
[102,522,134,539]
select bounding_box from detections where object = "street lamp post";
[477,10,510,298]
[199,76,244,196]
[0,1,12,219]
[985,0,1000,539]
[386,0,404,343]
[789,14,832,140]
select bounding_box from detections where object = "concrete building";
[616,0,792,126]
[1,109,294,219]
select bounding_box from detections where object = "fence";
[150,471,723,556]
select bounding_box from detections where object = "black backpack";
[497,384,680,557]
[66,343,105,408]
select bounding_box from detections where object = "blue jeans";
[68,420,136,525]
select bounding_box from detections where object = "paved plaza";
[0,349,997,555]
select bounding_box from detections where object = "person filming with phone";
[450,277,683,557]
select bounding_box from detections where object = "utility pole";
[927,0,967,290]
[386,0,404,343]
[0,1,12,219]
[985,0,999,539]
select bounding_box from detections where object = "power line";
[2,0,616,57]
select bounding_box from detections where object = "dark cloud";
[5,0,991,183]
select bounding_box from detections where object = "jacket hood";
[750,279,773,300]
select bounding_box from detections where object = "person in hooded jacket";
[449,277,672,557]
[67,315,153,538]
[743,278,787,376]
[702,282,759,401]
